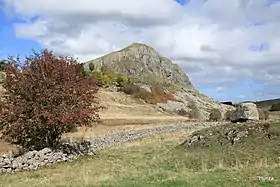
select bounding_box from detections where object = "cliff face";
[83,43,193,88]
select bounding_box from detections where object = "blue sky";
[0,0,280,103]
[0,11,41,58]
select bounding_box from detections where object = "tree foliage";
[270,103,280,112]
[88,63,95,71]
[0,49,100,150]
[0,60,6,71]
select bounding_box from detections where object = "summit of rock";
[83,43,193,88]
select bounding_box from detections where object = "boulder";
[157,100,186,113]
[230,102,259,123]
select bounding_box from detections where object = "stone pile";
[0,122,225,174]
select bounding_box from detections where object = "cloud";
[2,0,280,99]
[215,86,225,92]
[238,94,247,99]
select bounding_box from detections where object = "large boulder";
[230,102,259,123]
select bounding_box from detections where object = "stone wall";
[0,122,225,174]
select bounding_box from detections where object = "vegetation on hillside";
[258,108,269,120]
[0,60,6,71]
[224,110,234,121]
[188,100,201,120]
[86,64,176,104]
[209,108,222,121]
[120,83,176,104]
[270,103,280,111]
[0,49,100,150]
[89,65,132,88]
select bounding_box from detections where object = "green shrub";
[101,66,113,75]
[0,60,6,71]
[188,101,200,120]
[101,74,113,87]
[116,75,128,87]
[270,103,280,111]
[209,108,222,121]
[75,63,89,77]
[88,63,95,71]
[177,108,188,116]
[121,83,141,95]
[0,49,100,151]
[224,110,234,121]
[91,71,114,87]
[133,89,150,100]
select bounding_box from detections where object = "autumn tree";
[0,49,100,150]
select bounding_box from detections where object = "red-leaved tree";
[0,49,100,150]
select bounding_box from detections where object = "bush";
[209,108,222,121]
[0,60,6,71]
[91,71,114,87]
[188,100,201,120]
[224,110,234,121]
[121,83,141,95]
[177,108,188,116]
[0,49,100,151]
[258,108,269,120]
[88,63,95,71]
[144,91,175,104]
[116,75,128,87]
[270,103,280,111]
[120,83,176,104]
[75,63,89,77]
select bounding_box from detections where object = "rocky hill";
[84,43,193,88]
[83,43,234,121]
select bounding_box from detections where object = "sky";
[0,0,280,103]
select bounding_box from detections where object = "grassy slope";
[1,124,280,187]
[255,98,280,108]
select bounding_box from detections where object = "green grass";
[0,127,280,187]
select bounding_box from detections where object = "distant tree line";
[270,103,280,111]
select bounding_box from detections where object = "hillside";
[84,43,193,88]
[82,43,234,121]
[254,98,280,109]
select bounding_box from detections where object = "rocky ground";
[179,120,280,149]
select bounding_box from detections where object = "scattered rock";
[179,121,280,149]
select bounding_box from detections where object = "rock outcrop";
[178,120,280,148]
[230,102,259,123]
[83,43,193,88]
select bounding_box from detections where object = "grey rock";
[231,103,259,122]
[157,100,186,112]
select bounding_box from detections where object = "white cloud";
[3,0,280,97]
[238,94,247,99]
[215,86,225,91]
